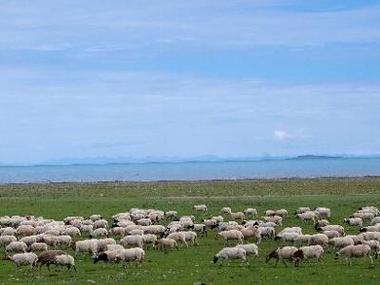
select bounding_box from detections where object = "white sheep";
[93,219,109,229]
[314,207,331,219]
[54,254,76,271]
[6,241,28,254]
[221,207,232,215]
[30,242,48,252]
[218,230,244,245]
[293,245,324,266]
[296,207,311,214]
[244,208,258,217]
[358,232,380,241]
[329,237,355,250]
[240,226,262,244]
[155,238,177,250]
[120,235,144,248]
[74,239,98,255]
[344,217,363,227]
[235,243,258,257]
[230,212,245,221]
[179,231,198,246]
[142,234,157,247]
[322,230,341,239]
[6,252,38,268]
[336,244,373,265]
[117,248,145,264]
[213,247,247,263]
[167,232,189,247]
[193,204,208,212]
[266,246,298,266]
[263,215,282,226]
[0,235,17,247]
[308,234,329,248]
[90,228,108,238]
[317,225,345,236]
[296,211,317,223]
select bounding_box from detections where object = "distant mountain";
[289,155,344,160]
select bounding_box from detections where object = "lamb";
[193,204,208,212]
[155,238,177,250]
[0,235,17,247]
[5,252,38,268]
[235,243,259,257]
[344,217,363,227]
[213,247,247,264]
[120,235,144,248]
[30,242,48,252]
[293,245,324,266]
[117,248,145,264]
[54,254,76,271]
[266,246,298,266]
[336,244,373,265]
[167,232,189,247]
[218,230,244,245]
[90,228,108,238]
[6,241,28,254]
[329,237,355,250]
[141,234,157,247]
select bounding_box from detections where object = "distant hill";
[288,155,344,160]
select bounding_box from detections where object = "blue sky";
[1,0,380,164]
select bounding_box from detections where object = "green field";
[1,177,380,285]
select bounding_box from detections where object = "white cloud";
[273,130,289,141]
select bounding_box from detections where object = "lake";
[1,157,380,183]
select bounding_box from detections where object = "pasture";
[0,177,380,284]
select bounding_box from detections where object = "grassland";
[0,177,380,285]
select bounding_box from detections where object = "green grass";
[0,178,380,284]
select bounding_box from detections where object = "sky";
[1,0,380,164]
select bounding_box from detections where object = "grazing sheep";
[296,211,317,223]
[110,227,126,237]
[16,225,35,237]
[344,217,363,227]
[165,211,178,219]
[0,235,17,247]
[360,224,380,233]
[155,238,177,250]
[308,234,329,248]
[314,207,331,219]
[370,217,380,225]
[235,243,259,257]
[203,219,219,229]
[120,235,144,248]
[275,209,289,218]
[296,207,311,214]
[179,231,198,246]
[74,239,98,255]
[6,241,28,254]
[193,224,208,236]
[275,231,301,244]
[244,208,258,217]
[1,227,16,236]
[316,225,345,236]
[56,235,72,248]
[213,247,247,264]
[193,205,208,212]
[315,219,330,228]
[266,246,298,266]
[37,250,66,269]
[220,207,232,215]
[323,230,341,239]
[230,212,245,221]
[90,228,108,238]
[361,240,380,258]
[263,215,282,226]
[93,219,109,229]
[358,232,380,242]
[90,214,102,221]
[136,218,152,226]
[5,252,38,268]
[293,245,324,266]
[93,250,120,263]
[142,234,157,247]
[258,226,276,239]
[167,232,189,247]
[240,226,262,244]
[218,230,244,245]
[54,254,76,271]
[336,244,373,265]
[117,248,145,264]
[329,237,355,250]
[30,242,48,252]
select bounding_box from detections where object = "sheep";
[212,216,224,223]
[155,238,178,250]
[358,232,380,242]
[54,254,76,271]
[263,215,282,226]
[293,245,324,266]
[179,231,198,246]
[275,231,301,244]
[308,234,329,248]
[360,240,380,258]
[0,235,17,247]
[240,226,262,244]
[315,219,330,228]
[30,242,48,252]
[74,239,98,255]
[275,209,289,218]
[167,232,189,247]
[16,225,35,237]
[213,247,247,264]
[323,230,341,239]
[106,244,124,251]
[93,250,120,263]
[258,226,276,239]
[370,217,380,225]
[314,207,331,219]
[130,229,144,236]
[352,211,375,221]
[1,227,16,236]
[266,246,298,266]
[62,227,81,238]
[165,211,178,219]
[218,230,244,245]
[235,243,259,257]
[117,248,145,264]
[143,225,166,236]
[230,212,245,221]
[90,228,108,238]
[336,244,373,265]
[294,234,311,246]
[360,224,380,233]
[20,236,37,247]
[203,219,219,229]
[296,207,310,214]
[120,235,144,248]
[193,204,208,212]
[56,235,72,248]
[193,224,208,236]
[6,241,28,254]
[279,227,303,235]
[110,227,126,237]
[296,211,317,223]
[243,208,257,217]
[93,219,108,229]
[136,218,152,226]
[221,207,232,215]
[37,250,66,269]
[329,237,355,250]
[344,217,363,227]
[5,252,38,268]
[142,234,157,247]
[90,214,103,221]
[316,225,345,236]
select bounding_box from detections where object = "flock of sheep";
[0,204,379,271]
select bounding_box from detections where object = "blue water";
[1,158,380,183]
